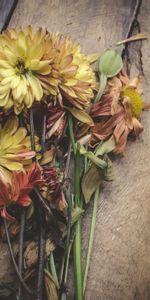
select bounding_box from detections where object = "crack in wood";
[0,0,18,32]
[123,0,144,76]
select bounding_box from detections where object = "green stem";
[60,255,65,284]
[49,253,59,288]
[68,115,83,300]
[83,187,100,293]
[95,73,107,102]
[73,146,83,300]
[60,236,74,300]
[68,114,76,155]
[60,189,72,298]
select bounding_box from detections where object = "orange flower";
[0,163,43,221]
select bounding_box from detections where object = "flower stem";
[68,114,83,300]
[36,218,46,300]
[17,209,25,299]
[60,188,73,299]
[68,114,76,155]
[83,187,100,293]
[29,107,46,300]
[29,107,36,156]
[3,219,34,296]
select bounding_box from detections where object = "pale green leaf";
[87,152,107,169]
[79,145,107,169]
[95,136,116,156]
[71,206,84,224]
[82,164,103,203]
[79,144,88,155]
[98,48,123,78]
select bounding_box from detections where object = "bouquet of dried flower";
[0,27,148,300]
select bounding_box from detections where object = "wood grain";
[3,0,150,299]
[0,0,18,31]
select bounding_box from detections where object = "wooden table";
[1,0,150,299]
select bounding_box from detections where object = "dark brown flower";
[42,166,66,210]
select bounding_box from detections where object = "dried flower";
[46,102,66,139]
[0,163,43,221]
[0,27,54,114]
[42,166,66,210]
[48,33,97,110]
[90,72,145,153]
[0,116,40,180]
[0,28,96,114]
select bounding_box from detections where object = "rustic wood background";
[0,0,150,299]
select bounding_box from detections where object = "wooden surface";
[3,0,150,299]
[0,0,18,31]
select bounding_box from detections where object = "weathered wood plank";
[0,0,18,31]
[8,0,136,53]
[3,1,150,299]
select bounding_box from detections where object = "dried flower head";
[90,72,145,153]
[0,28,96,114]
[42,166,66,210]
[0,27,54,114]
[0,163,43,221]
[0,116,40,180]
[48,33,97,110]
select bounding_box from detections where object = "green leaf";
[95,73,107,102]
[79,144,88,155]
[98,48,123,78]
[79,145,107,169]
[71,206,84,224]
[95,136,116,156]
[66,107,93,124]
[82,164,103,203]
[87,152,107,169]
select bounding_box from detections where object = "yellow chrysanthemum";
[0,116,40,180]
[123,87,143,118]
[0,28,96,113]
[0,27,55,114]
[48,33,97,110]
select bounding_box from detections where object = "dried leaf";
[82,164,103,203]
[24,239,55,269]
[0,281,14,297]
[44,270,58,300]
[66,107,93,124]
[116,33,148,45]
[40,148,56,165]
[98,49,123,78]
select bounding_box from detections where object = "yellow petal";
[27,75,43,100]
